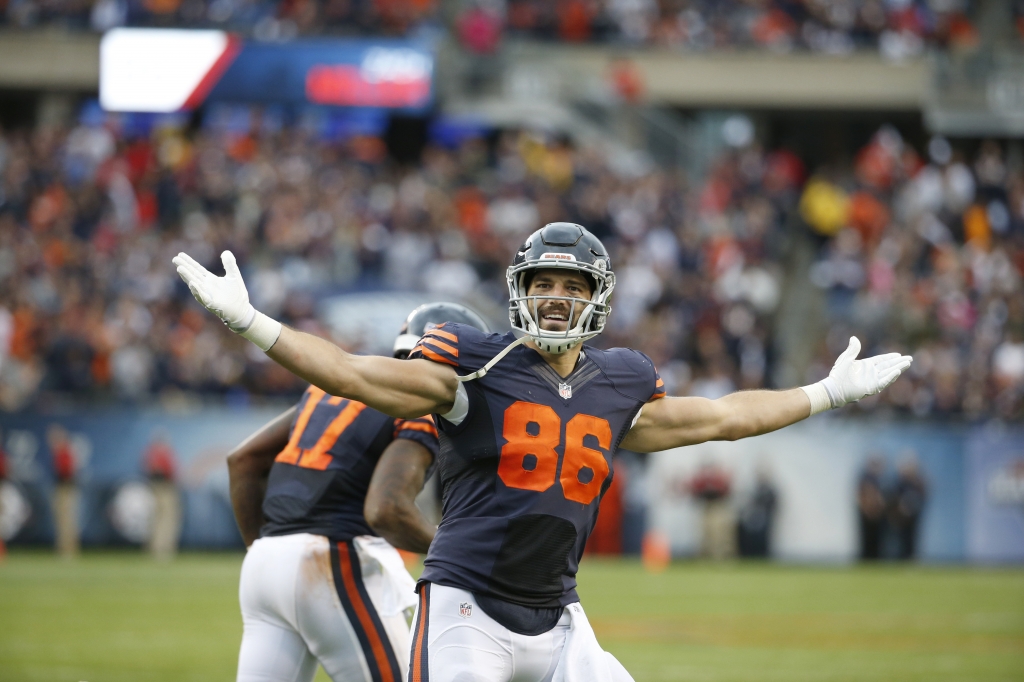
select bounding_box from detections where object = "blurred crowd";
[0,107,1022,420]
[459,0,997,58]
[4,0,1016,59]
[1,0,438,37]
[799,128,1024,420]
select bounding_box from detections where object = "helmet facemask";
[506,260,615,354]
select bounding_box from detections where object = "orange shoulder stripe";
[422,337,458,357]
[425,328,458,343]
[419,346,458,366]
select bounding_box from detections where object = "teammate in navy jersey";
[176,223,912,682]
[226,302,489,682]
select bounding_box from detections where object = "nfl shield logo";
[559,382,572,400]
[459,602,473,618]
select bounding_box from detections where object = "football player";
[176,223,911,682]
[226,302,490,682]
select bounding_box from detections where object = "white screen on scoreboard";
[100,28,230,113]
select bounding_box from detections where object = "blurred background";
[0,1,1022,680]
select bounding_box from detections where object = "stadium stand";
[1,0,1003,58]
[1,0,438,37]
[0,112,1021,419]
[496,0,986,56]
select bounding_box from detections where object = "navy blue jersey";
[260,386,439,542]
[409,323,663,608]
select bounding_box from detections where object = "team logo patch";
[459,602,473,618]
[559,382,572,400]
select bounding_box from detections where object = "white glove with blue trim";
[172,250,282,351]
[802,337,912,415]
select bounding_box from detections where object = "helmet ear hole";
[521,270,535,292]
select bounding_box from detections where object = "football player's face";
[526,269,593,332]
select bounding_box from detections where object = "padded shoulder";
[585,346,663,403]
[409,322,515,376]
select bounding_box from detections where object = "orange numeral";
[498,401,561,492]
[498,401,611,504]
[561,414,612,505]
[276,389,366,470]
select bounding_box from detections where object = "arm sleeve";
[392,415,440,459]
[651,364,666,401]
[596,348,665,404]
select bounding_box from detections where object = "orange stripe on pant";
[410,586,429,682]
[337,542,398,681]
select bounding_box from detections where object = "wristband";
[237,310,283,352]
[819,376,845,408]
[801,381,833,416]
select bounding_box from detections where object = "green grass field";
[1,551,1022,682]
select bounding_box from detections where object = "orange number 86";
[497,401,612,505]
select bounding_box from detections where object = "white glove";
[172,250,282,351]
[802,336,912,415]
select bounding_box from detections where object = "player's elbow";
[719,427,745,442]
[227,446,267,479]
[716,412,766,442]
[226,449,247,477]
[364,497,402,533]
[705,401,747,442]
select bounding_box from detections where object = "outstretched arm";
[364,439,436,554]
[268,328,456,418]
[173,251,458,418]
[227,407,295,546]
[621,337,911,453]
[621,388,810,452]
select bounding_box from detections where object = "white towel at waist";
[353,535,419,617]
[551,602,635,682]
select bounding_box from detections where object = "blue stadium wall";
[1,408,1022,562]
[0,406,286,550]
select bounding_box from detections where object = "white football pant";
[406,584,562,682]
[238,533,416,682]
[407,584,634,682]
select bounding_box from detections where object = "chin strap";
[456,336,529,383]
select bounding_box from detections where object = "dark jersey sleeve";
[408,322,506,376]
[599,348,665,403]
[392,415,440,459]
[652,362,666,400]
